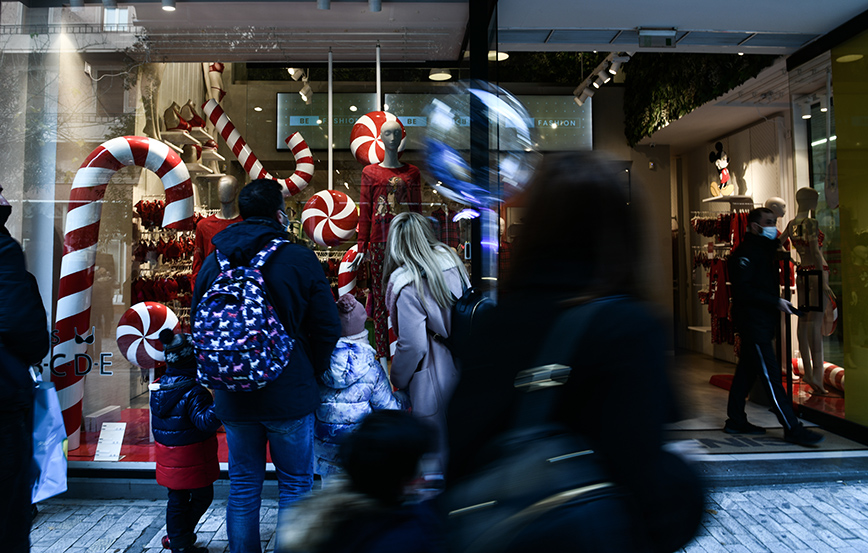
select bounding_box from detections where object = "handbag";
[31,375,68,503]
[443,298,638,553]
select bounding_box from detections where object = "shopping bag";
[31,380,68,502]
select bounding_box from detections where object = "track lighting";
[608,55,630,75]
[592,75,605,89]
[573,88,593,107]
[572,52,630,110]
[287,68,305,81]
[299,80,313,105]
[428,68,452,81]
[369,0,381,12]
[162,0,176,11]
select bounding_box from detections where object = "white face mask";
[760,226,778,240]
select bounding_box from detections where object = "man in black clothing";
[0,185,51,552]
[725,207,824,446]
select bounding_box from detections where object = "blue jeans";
[223,414,314,553]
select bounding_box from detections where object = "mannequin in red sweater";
[192,175,243,288]
[352,121,422,362]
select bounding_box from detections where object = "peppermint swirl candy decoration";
[116,302,180,370]
[349,111,405,166]
[301,190,358,247]
[338,245,360,297]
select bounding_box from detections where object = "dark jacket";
[729,232,782,341]
[150,365,222,490]
[192,217,341,422]
[447,293,702,553]
[0,228,50,411]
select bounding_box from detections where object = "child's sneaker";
[162,536,171,549]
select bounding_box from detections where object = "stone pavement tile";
[828,511,868,530]
[730,528,772,552]
[812,526,858,549]
[196,531,216,545]
[208,540,230,552]
[32,526,75,547]
[198,508,224,532]
[799,506,857,539]
[706,510,747,536]
[684,535,732,553]
[143,525,167,549]
[743,522,797,553]
[81,506,111,523]
[71,517,121,548]
[702,523,742,548]
[781,521,826,546]
[213,522,229,541]
[846,526,868,541]
[776,490,813,508]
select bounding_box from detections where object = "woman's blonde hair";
[383,212,468,310]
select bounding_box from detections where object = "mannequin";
[781,187,834,394]
[207,62,226,102]
[353,120,422,361]
[140,63,165,140]
[191,175,243,287]
[764,197,786,220]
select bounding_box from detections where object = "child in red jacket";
[150,330,222,553]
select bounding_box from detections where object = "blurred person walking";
[725,207,824,446]
[315,293,406,482]
[192,179,340,553]
[0,185,51,553]
[384,212,468,476]
[445,152,703,553]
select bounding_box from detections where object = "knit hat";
[337,294,367,337]
[159,329,197,372]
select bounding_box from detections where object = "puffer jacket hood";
[150,375,196,419]
[321,336,376,390]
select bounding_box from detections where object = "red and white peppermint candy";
[116,302,180,370]
[202,99,313,196]
[301,190,358,247]
[338,245,360,297]
[54,136,193,450]
[350,111,405,166]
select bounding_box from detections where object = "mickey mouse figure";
[709,142,735,196]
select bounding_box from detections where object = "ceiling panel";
[546,30,620,45]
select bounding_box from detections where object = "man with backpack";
[192,178,340,553]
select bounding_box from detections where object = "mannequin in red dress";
[192,175,243,287]
[352,121,422,362]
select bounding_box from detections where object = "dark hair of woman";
[503,151,645,302]
[339,410,433,506]
[237,178,283,219]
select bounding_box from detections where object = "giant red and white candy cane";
[791,359,846,392]
[202,99,313,196]
[54,136,194,450]
[338,245,360,297]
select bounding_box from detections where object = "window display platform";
[709,374,845,419]
[67,408,242,465]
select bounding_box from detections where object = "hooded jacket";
[192,217,341,422]
[315,334,405,477]
[150,367,222,490]
[729,232,782,341]
[0,226,50,411]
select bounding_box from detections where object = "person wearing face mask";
[724,207,824,447]
[0,185,51,551]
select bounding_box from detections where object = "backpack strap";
[250,238,287,269]
[215,250,231,272]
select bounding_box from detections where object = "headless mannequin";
[764,197,786,220]
[353,120,422,362]
[140,63,165,140]
[781,188,834,394]
[192,176,242,287]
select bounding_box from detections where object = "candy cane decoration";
[202,99,313,196]
[792,359,846,392]
[338,245,360,297]
[54,136,194,450]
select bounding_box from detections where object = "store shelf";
[199,173,227,179]
[190,128,214,142]
[185,162,213,174]
[201,150,225,162]
[161,140,183,154]
[702,195,753,205]
[161,130,201,145]
[688,326,712,333]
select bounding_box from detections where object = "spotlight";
[369,0,381,12]
[299,82,313,105]
[287,68,305,81]
[428,68,452,81]
[162,0,176,11]
[573,89,592,107]
[608,55,630,75]
[599,69,611,84]
[592,75,605,89]
[487,50,509,62]
[797,101,811,120]
[819,95,828,113]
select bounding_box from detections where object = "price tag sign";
[93,422,126,462]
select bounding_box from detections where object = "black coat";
[150,370,221,447]
[729,232,782,342]
[192,217,341,422]
[0,229,50,411]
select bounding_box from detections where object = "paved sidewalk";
[30,480,868,553]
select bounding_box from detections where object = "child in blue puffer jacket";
[150,330,222,553]
[315,294,406,480]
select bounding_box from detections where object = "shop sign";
[44,328,114,378]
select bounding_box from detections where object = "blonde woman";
[384,212,468,474]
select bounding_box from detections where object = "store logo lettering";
[47,328,114,377]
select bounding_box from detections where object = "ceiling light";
[737,52,744,56]
[488,50,509,62]
[819,95,828,113]
[592,75,605,89]
[299,82,313,104]
[161,0,176,11]
[608,54,630,75]
[573,88,592,106]
[287,68,304,81]
[349,105,358,112]
[253,106,262,112]
[429,68,452,81]
[599,70,611,84]
[835,54,863,63]
[797,102,811,120]
[369,0,381,12]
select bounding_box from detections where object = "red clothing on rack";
[191,215,242,287]
[357,163,422,253]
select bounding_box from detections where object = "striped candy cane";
[54,136,194,450]
[792,359,846,392]
[202,99,314,196]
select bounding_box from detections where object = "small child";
[315,293,407,480]
[150,330,222,553]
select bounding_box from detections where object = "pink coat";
[385,252,465,463]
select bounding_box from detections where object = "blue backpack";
[193,238,294,391]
